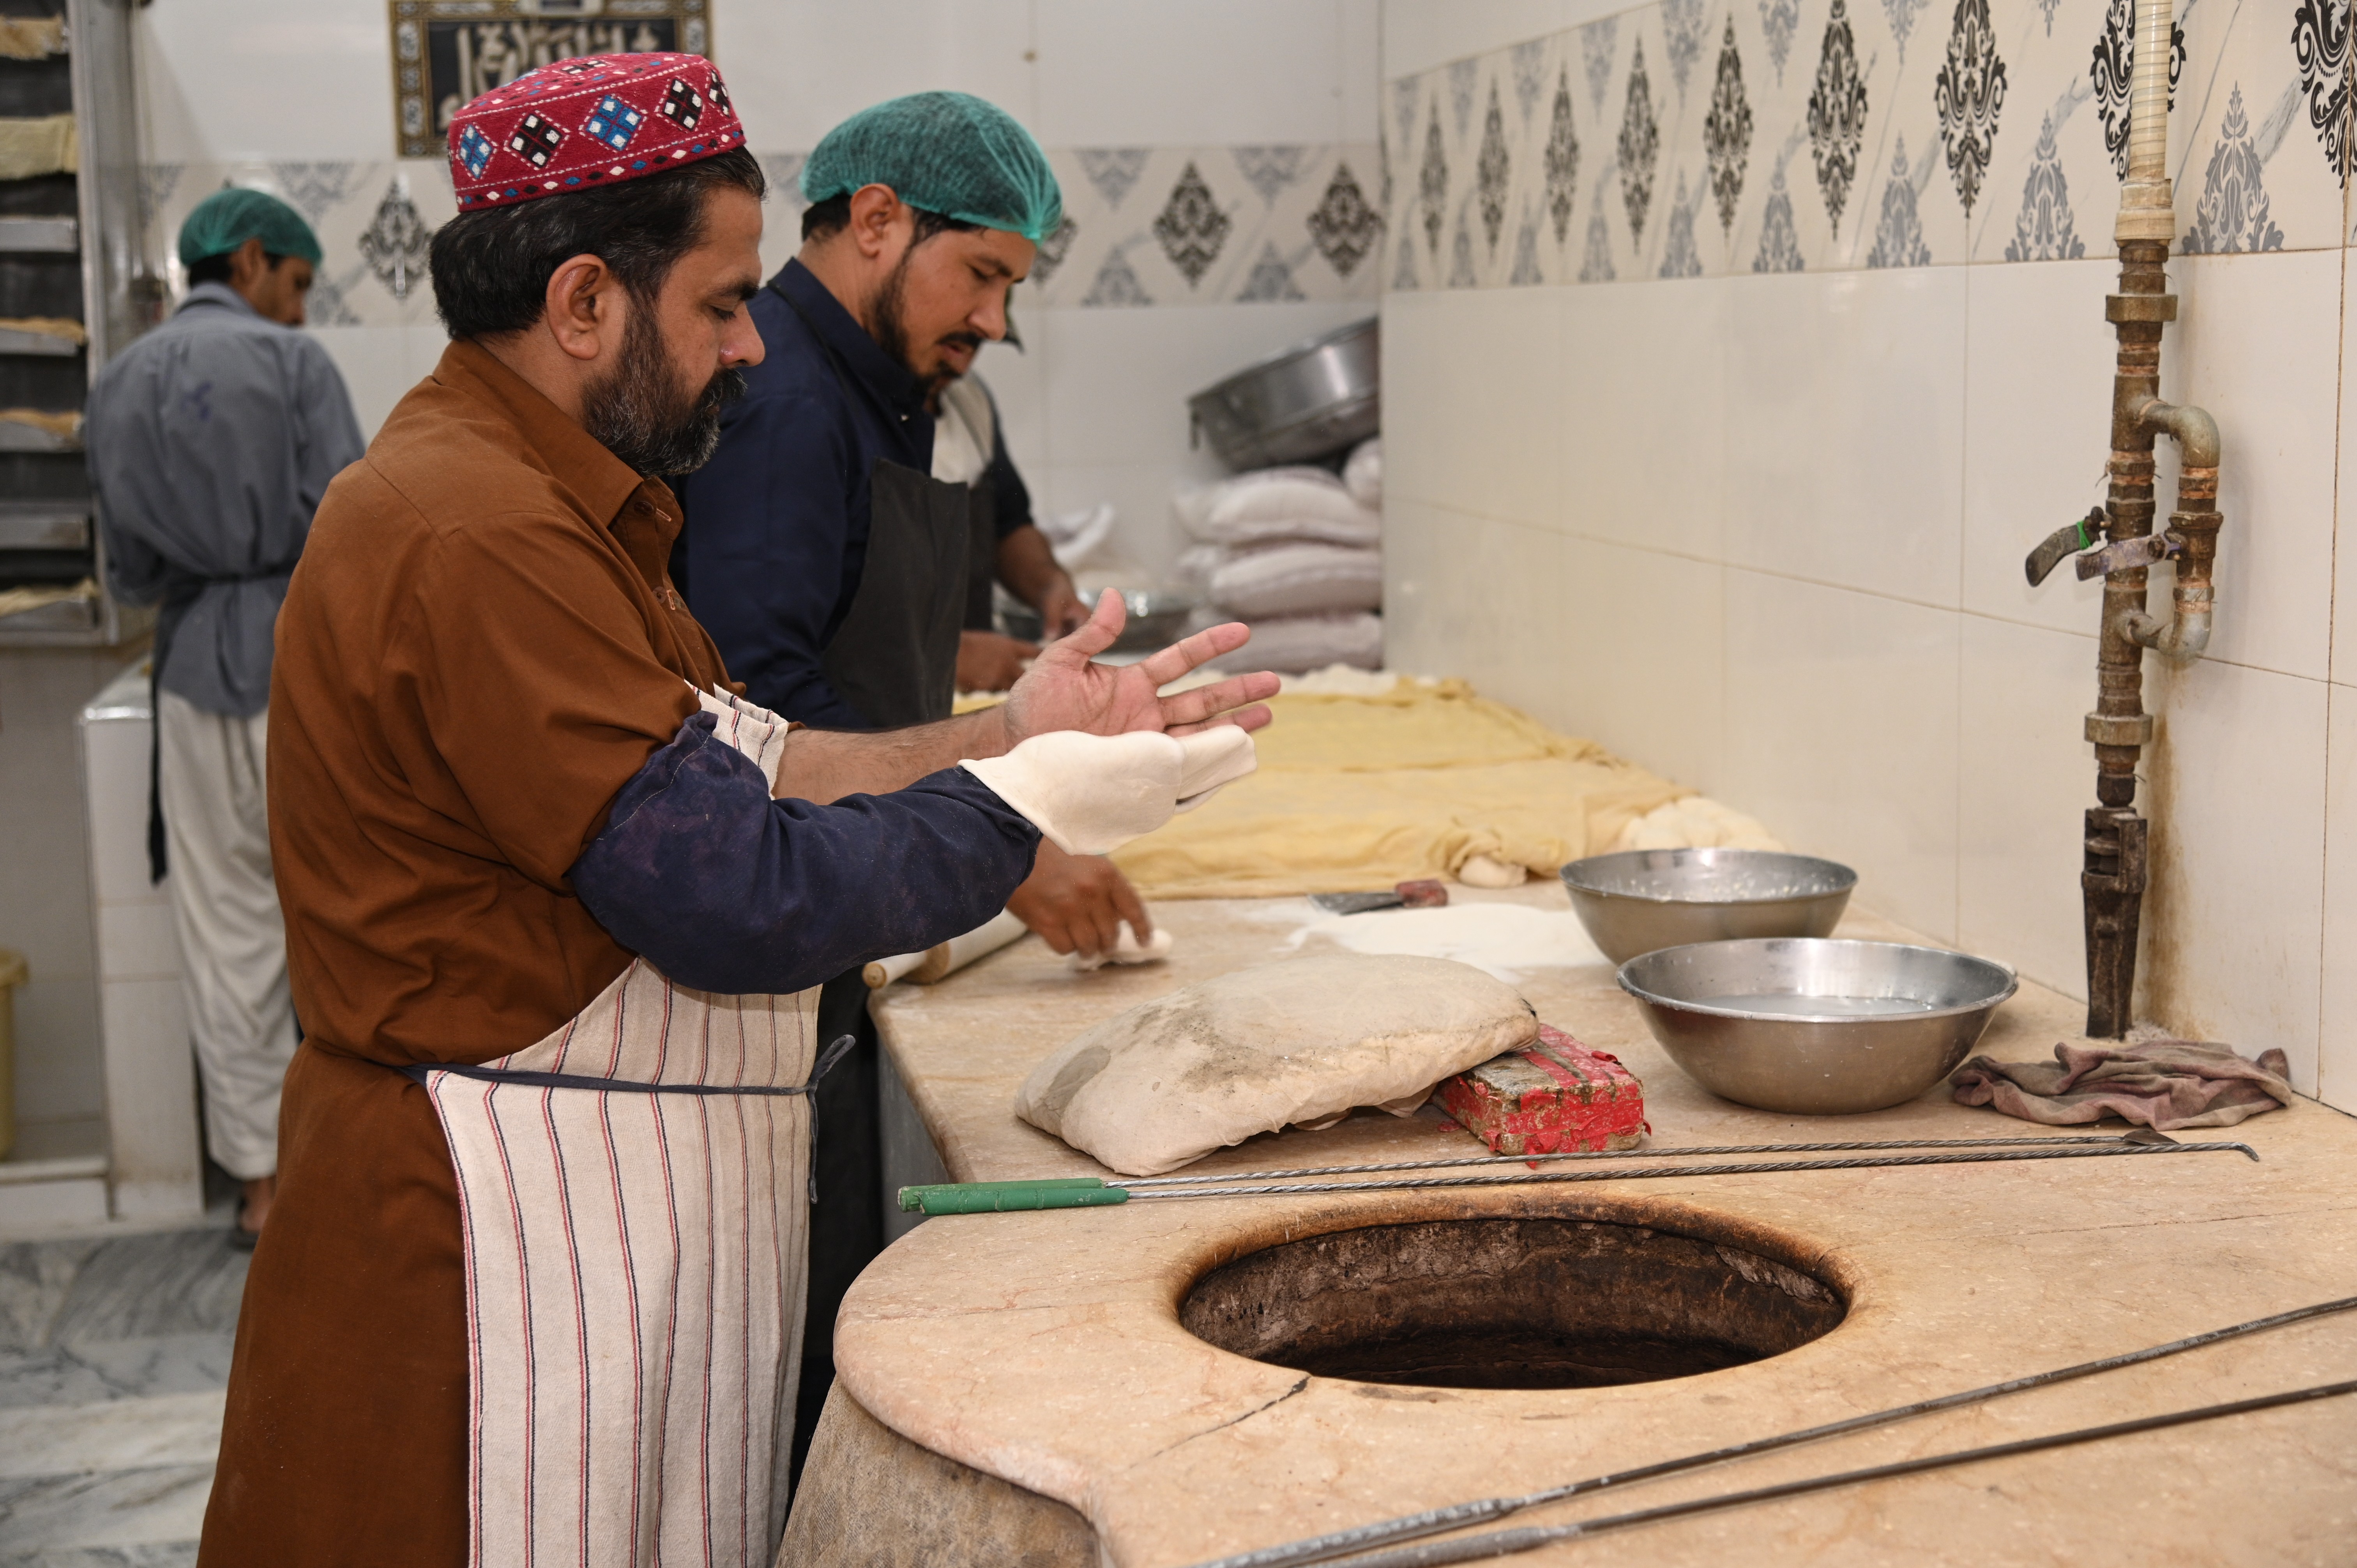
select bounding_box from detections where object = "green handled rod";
[897,1135,2256,1217]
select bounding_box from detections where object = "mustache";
[698,366,746,414]
[938,331,984,354]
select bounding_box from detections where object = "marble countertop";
[845,882,2357,1566]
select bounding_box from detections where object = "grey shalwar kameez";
[85,281,364,1178]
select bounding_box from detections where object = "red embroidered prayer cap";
[447,53,744,211]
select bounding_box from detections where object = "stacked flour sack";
[1176,438,1382,673]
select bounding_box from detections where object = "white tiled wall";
[1382,0,2357,1105]
[131,0,1385,575]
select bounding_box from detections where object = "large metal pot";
[1187,317,1378,470]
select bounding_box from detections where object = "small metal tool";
[1309,879,1450,916]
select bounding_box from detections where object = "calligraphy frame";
[387,0,711,159]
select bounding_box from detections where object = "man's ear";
[226,236,269,291]
[543,252,615,364]
[847,184,906,261]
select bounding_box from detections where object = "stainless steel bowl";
[1618,938,2019,1115]
[1187,318,1379,470]
[1559,848,1857,965]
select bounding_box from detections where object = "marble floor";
[0,1224,246,1566]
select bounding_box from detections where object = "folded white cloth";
[963,726,1258,856]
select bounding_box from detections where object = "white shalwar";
[156,689,299,1180]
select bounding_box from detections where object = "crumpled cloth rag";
[1951,1039,2294,1130]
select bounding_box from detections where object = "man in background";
[86,188,364,1246]
[672,91,1158,1478]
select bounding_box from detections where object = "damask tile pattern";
[1386,0,2357,287]
[140,144,1382,326]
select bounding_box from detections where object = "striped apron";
[408,687,836,1568]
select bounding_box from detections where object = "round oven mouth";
[1179,1216,1846,1391]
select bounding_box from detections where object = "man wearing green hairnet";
[86,187,364,1246]
[672,91,1155,1480]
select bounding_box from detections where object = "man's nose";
[972,291,1007,342]
[726,308,766,368]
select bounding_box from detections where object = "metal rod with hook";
[1188,1291,2357,1568]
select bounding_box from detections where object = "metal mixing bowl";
[1186,318,1379,470]
[1618,939,2019,1115]
[1559,848,1857,964]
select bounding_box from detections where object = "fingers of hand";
[1157,672,1280,729]
[1133,619,1251,688]
[1110,872,1151,941]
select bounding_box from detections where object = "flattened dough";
[1013,953,1539,1175]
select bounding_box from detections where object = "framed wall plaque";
[388,0,711,159]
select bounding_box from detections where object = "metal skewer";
[899,1137,2257,1215]
[1189,1291,2357,1568]
[1122,1130,2187,1188]
[1291,1377,2357,1567]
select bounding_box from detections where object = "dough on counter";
[1012,952,1538,1175]
[1068,920,1175,973]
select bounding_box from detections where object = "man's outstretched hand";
[998,591,1276,747]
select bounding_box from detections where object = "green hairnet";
[800,92,1062,244]
[177,187,323,268]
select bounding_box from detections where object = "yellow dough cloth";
[1110,678,1692,899]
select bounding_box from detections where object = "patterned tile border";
[1385,0,2353,287]
[140,141,1383,330]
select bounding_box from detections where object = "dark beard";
[580,304,744,476]
[871,249,982,401]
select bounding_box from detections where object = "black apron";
[772,284,991,1493]
[817,459,971,727]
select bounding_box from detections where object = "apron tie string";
[397,1031,858,1097]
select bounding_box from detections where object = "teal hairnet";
[800,92,1062,244]
[177,187,323,268]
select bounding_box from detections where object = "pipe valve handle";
[2025,509,2108,587]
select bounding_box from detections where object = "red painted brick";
[1439,1024,1646,1156]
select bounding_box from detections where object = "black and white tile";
[1383,0,2350,288]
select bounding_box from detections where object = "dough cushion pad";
[1012,952,1539,1175]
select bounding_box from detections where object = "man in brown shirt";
[203,56,1271,1567]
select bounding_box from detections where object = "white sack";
[1343,438,1382,509]
[1211,611,1383,674]
[1171,542,1226,593]
[1209,542,1383,618]
[1178,467,1382,549]
[1013,953,1539,1175]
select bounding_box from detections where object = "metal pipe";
[2043,0,2231,1039]
[2121,397,2222,661]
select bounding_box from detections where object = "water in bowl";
[1704,993,1940,1017]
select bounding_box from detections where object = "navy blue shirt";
[675,260,1039,731]
[571,709,1041,995]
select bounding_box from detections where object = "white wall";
[131,0,1385,572]
[1380,0,2357,1104]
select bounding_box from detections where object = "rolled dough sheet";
[1287,902,1608,981]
